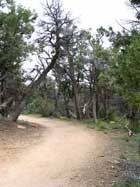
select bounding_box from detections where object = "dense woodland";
[0,0,140,129]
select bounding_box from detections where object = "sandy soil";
[0,115,121,187]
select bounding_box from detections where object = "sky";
[16,0,135,31]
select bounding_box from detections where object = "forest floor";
[0,115,137,187]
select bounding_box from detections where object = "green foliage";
[112,32,140,116]
[26,95,55,117]
[0,0,36,71]
[0,0,36,118]
[98,108,118,121]
[107,109,118,121]
[84,119,126,131]
[116,133,140,187]
[114,182,140,187]
[131,0,140,6]
[39,99,55,117]
[125,134,140,161]
[26,96,42,114]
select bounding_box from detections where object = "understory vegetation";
[0,0,140,186]
[113,134,140,187]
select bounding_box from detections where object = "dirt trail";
[0,115,120,187]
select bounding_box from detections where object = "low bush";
[84,118,126,131]
[114,182,140,187]
[26,96,55,117]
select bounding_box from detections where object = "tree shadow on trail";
[0,120,46,162]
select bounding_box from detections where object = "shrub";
[26,96,55,117]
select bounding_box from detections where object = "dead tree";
[9,0,74,121]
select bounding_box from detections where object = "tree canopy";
[0,0,139,128]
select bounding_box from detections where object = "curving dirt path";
[0,115,121,187]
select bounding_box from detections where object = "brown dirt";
[0,115,121,187]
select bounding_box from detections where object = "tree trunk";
[53,86,60,116]
[9,47,60,121]
[0,75,6,116]
[89,83,97,121]
[64,96,70,118]
[127,109,139,129]
[73,84,81,119]
[9,98,26,122]
[96,86,99,118]
[92,93,97,122]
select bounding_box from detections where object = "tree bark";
[9,48,60,121]
[127,109,139,129]
[73,84,81,119]
[0,73,8,117]
[64,96,70,118]
[92,93,97,122]
[9,98,26,122]
[89,77,97,121]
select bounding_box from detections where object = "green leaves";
[0,0,36,72]
[131,0,140,6]
[112,32,140,110]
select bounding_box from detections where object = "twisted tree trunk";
[10,49,60,122]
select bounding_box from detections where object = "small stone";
[17,125,26,130]
[114,160,120,164]
[99,155,105,157]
